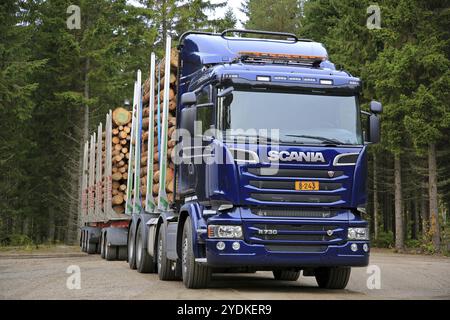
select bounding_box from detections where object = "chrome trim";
[229,147,259,164]
[333,153,359,166]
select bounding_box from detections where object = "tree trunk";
[373,153,379,240]
[428,143,440,251]
[420,184,428,238]
[47,207,55,243]
[413,195,419,240]
[394,154,404,251]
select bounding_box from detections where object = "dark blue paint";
[153,32,371,270]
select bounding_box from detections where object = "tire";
[100,233,106,259]
[315,267,351,289]
[273,270,300,281]
[157,223,177,280]
[136,222,155,273]
[181,217,211,289]
[117,246,128,260]
[128,222,137,269]
[80,231,86,252]
[105,233,117,261]
[86,239,97,254]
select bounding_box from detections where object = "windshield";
[218,90,363,145]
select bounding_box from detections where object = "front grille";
[250,180,342,191]
[247,223,345,247]
[245,167,346,205]
[248,168,344,178]
[252,207,338,218]
[251,193,341,203]
[265,245,327,253]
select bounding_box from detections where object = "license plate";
[295,181,319,191]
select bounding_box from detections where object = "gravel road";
[1,248,449,300]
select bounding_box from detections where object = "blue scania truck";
[81,29,382,290]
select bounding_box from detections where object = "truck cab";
[152,30,382,289]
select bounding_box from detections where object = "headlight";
[348,227,369,240]
[208,225,243,239]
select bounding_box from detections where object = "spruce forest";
[1,0,449,254]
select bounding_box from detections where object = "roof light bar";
[238,51,326,67]
[256,75,271,82]
[320,79,333,85]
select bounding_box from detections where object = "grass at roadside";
[0,244,80,255]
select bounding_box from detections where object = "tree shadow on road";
[207,273,365,297]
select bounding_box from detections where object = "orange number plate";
[295,181,319,191]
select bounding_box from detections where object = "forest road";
[1,249,449,300]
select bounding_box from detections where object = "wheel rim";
[128,231,134,261]
[136,231,142,266]
[182,236,188,277]
[157,238,163,272]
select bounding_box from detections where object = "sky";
[128,0,247,28]
[211,0,247,28]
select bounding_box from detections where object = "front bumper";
[205,239,369,268]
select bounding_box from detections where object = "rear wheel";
[181,217,211,289]
[105,233,116,261]
[80,231,86,252]
[117,246,127,260]
[272,270,300,281]
[315,267,351,289]
[100,233,106,259]
[136,223,155,273]
[128,223,137,269]
[86,239,97,254]
[157,223,177,280]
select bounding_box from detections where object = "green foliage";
[373,231,394,248]
[242,0,302,34]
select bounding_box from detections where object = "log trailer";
[80,29,382,289]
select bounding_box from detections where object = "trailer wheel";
[315,267,351,289]
[100,233,106,259]
[117,246,127,260]
[80,231,86,252]
[105,243,116,261]
[272,270,300,281]
[136,222,155,273]
[181,217,211,289]
[128,222,137,269]
[86,239,97,254]
[157,223,177,280]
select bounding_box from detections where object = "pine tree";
[242,0,302,34]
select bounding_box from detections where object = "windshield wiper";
[227,133,279,143]
[283,134,346,145]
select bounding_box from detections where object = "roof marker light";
[256,76,271,82]
[303,77,317,82]
[349,80,360,85]
[289,77,302,81]
[274,76,287,80]
[320,79,333,85]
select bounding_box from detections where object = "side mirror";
[180,92,196,106]
[217,86,234,98]
[369,114,380,144]
[370,100,383,114]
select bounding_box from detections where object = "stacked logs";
[140,48,178,205]
[110,107,132,214]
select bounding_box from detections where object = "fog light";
[351,243,358,252]
[232,242,240,251]
[216,241,225,251]
[363,243,369,252]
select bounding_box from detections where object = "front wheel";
[315,267,351,289]
[181,217,211,289]
[272,270,300,281]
